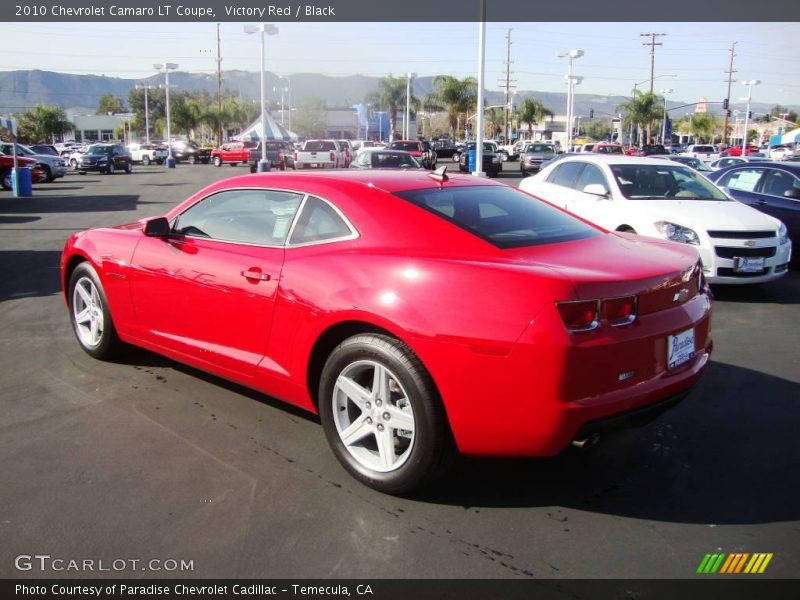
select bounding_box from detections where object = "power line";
[498,28,516,143]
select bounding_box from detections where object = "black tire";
[70,158,78,168]
[107,162,115,175]
[187,155,197,165]
[230,162,238,167]
[67,262,122,360]
[250,165,257,174]
[318,334,454,494]
[42,165,54,183]
[616,225,637,234]
[125,161,132,174]
[1,169,12,191]
[280,162,286,171]
[142,155,151,166]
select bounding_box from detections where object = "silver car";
[520,142,558,176]
[0,142,67,182]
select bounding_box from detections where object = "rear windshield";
[370,152,421,168]
[526,144,556,154]
[692,146,715,153]
[305,141,336,152]
[391,142,421,151]
[595,145,624,154]
[394,185,599,249]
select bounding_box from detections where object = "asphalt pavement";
[0,161,797,579]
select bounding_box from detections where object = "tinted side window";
[718,168,765,193]
[548,162,585,188]
[289,197,353,244]
[174,189,304,245]
[760,169,800,197]
[574,163,608,193]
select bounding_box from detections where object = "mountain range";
[1,69,797,120]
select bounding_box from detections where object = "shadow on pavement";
[0,250,62,301]
[0,194,140,213]
[415,360,799,525]
[0,216,40,224]
[711,272,799,305]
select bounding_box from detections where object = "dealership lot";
[1,163,798,578]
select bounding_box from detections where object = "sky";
[1,21,798,108]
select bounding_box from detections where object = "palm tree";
[485,107,505,139]
[617,90,663,144]
[689,112,718,143]
[365,75,417,140]
[431,75,477,139]
[517,98,554,138]
[16,104,73,143]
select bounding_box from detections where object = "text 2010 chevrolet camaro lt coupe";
[61,169,712,493]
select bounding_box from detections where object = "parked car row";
[0,142,67,182]
[0,151,49,190]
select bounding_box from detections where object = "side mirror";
[583,183,610,198]
[144,217,171,237]
[785,188,800,200]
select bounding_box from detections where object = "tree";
[365,75,418,141]
[16,104,73,143]
[292,97,327,138]
[517,98,554,138]
[484,107,504,138]
[582,118,611,141]
[689,112,718,143]
[617,90,663,144]
[96,94,125,115]
[430,75,477,139]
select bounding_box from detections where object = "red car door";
[128,188,304,377]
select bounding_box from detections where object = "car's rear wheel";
[319,334,453,494]
[1,169,12,190]
[142,155,151,166]
[213,156,222,166]
[125,161,132,174]
[187,155,197,165]
[68,262,122,360]
[42,165,54,183]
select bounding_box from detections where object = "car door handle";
[241,269,271,282]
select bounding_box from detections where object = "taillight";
[604,296,637,326]
[556,300,599,332]
[277,150,283,160]
[330,151,336,162]
[294,151,298,161]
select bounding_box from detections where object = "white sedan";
[518,155,792,285]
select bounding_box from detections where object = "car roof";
[550,154,685,167]
[207,168,502,194]
[708,161,800,175]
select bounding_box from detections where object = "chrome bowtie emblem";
[744,240,756,247]
[673,288,690,302]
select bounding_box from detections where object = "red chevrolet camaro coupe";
[61,169,712,493]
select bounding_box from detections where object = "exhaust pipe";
[571,433,600,449]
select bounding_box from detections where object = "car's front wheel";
[187,155,197,165]
[319,334,453,494]
[68,262,122,360]
[107,162,115,175]
[142,155,151,166]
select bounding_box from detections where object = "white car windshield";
[610,164,729,201]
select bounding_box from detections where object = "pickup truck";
[247,141,292,173]
[212,141,257,167]
[127,143,167,165]
[293,140,342,170]
[682,144,720,162]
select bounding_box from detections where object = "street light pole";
[136,83,153,145]
[557,49,584,152]
[473,0,486,176]
[740,79,760,155]
[660,88,673,144]
[405,72,416,140]
[153,63,178,168]
[245,24,279,172]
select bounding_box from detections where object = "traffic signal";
[722,98,729,110]
[589,109,594,118]
[748,111,753,119]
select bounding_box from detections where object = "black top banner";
[2,0,799,22]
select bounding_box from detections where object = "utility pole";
[216,22,223,146]
[640,32,666,93]
[722,41,737,146]
[498,28,516,144]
